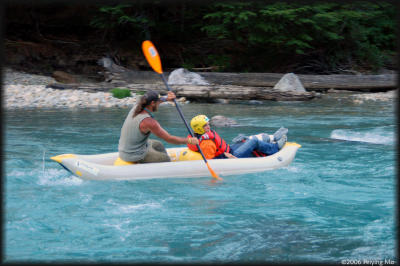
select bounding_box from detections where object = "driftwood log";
[97,58,397,92]
[116,71,397,92]
[46,83,317,101]
[199,72,397,91]
[172,85,316,101]
[47,59,397,102]
[107,71,397,92]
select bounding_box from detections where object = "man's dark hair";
[132,90,160,117]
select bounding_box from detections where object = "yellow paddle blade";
[142,40,163,74]
[206,162,223,181]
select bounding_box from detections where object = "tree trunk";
[99,59,397,92]
[47,82,317,101]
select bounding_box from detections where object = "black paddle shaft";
[160,74,209,163]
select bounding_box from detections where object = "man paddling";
[118,90,198,164]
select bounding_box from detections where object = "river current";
[4,93,396,263]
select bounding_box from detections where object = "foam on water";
[115,202,162,214]
[6,167,78,187]
[330,127,394,145]
[286,165,301,173]
[122,202,161,212]
[37,168,83,186]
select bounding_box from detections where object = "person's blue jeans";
[230,138,279,158]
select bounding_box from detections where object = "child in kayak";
[188,114,287,159]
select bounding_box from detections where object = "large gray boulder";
[167,68,209,85]
[273,73,306,92]
[210,115,238,127]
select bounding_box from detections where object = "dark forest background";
[4,1,398,80]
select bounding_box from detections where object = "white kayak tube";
[51,142,301,181]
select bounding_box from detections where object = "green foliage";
[202,2,256,41]
[182,62,195,71]
[90,4,153,39]
[88,1,395,73]
[110,88,131,99]
[206,54,231,71]
[201,1,396,72]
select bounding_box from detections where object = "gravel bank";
[4,84,138,109]
[3,68,139,109]
[351,90,397,104]
[2,68,396,109]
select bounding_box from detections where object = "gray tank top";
[118,107,151,162]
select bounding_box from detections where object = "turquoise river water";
[4,93,397,263]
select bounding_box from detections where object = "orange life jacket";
[187,130,230,157]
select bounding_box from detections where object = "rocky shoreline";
[2,68,396,110]
[3,68,182,109]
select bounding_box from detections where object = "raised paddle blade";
[142,40,163,74]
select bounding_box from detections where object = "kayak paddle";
[142,40,222,181]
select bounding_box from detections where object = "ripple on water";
[4,98,395,262]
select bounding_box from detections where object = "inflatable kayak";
[51,142,301,181]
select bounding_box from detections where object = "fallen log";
[98,58,397,91]
[46,83,317,101]
[105,70,397,92]
[298,74,397,91]
[171,85,317,101]
[186,72,398,91]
